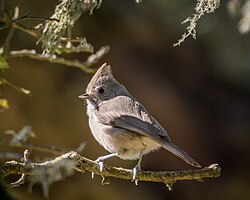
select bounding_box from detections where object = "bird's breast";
[87,104,160,160]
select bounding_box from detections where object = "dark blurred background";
[1,0,250,199]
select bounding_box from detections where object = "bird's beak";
[78,93,90,100]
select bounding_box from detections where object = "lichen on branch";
[0,151,221,197]
[174,0,220,46]
[39,0,102,57]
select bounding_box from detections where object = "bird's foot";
[132,165,141,185]
[92,157,104,178]
[95,157,105,172]
[94,153,118,173]
[92,153,118,179]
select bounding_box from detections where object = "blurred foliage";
[0,98,9,110]
[5,126,35,146]
[228,0,250,34]
[0,56,9,69]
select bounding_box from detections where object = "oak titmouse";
[79,63,201,181]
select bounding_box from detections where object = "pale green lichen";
[174,0,220,46]
[39,0,101,57]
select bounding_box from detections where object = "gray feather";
[96,95,200,168]
[96,95,170,140]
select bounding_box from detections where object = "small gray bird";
[79,63,201,181]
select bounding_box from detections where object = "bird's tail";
[162,142,201,168]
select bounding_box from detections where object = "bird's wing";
[96,95,170,144]
[96,95,201,168]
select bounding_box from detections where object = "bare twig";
[0,12,59,31]
[2,6,19,55]
[12,23,43,39]
[0,151,221,190]
[12,23,90,44]
[0,77,31,96]
[12,23,88,44]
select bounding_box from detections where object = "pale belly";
[88,112,161,160]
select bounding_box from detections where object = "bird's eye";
[98,88,105,94]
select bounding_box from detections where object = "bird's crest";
[87,63,113,92]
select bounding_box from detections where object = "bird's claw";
[98,161,104,172]
[95,158,104,172]
[132,166,141,185]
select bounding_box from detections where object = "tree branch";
[0,77,32,96]
[7,46,110,73]
[0,151,221,190]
